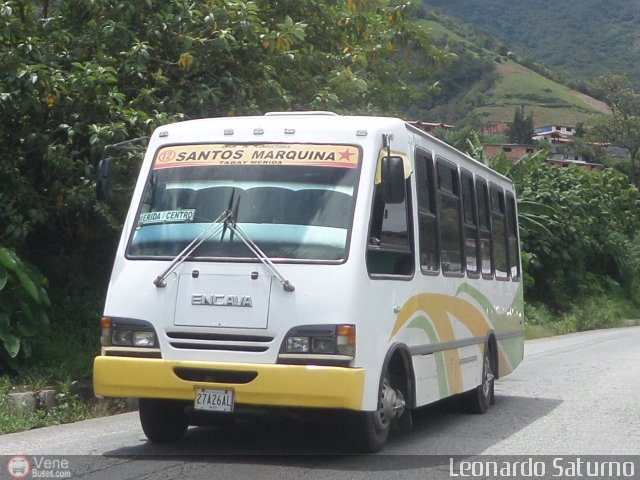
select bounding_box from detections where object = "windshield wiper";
[153,211,227,287]
[220,211,295,292]
[153,197,295,292]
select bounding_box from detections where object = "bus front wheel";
[139,398,189,442]
[350,374,405,453]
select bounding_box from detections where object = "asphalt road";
[1,327,639,479]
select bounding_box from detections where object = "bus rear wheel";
[462,343,495,414]
[139,398,189,442]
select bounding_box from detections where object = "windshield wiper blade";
[219,188,236,244]
[153,211,228,288]
[222,213,295,292]
[153,196,295,292]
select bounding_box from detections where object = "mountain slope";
[426,0,640,88]
[476,61,611,125]
[419,17,610,126]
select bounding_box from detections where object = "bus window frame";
[414,148,440,277]
[489,182,510,281]
[366,168,415,280]
[476,177,494,280]
[436,156,465,278]
[506,190,521,281]
[460,168,481,280]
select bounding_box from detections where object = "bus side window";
[506,192,521,279]
[461,170,480,276]
[367,176,414,276]
[476,178,493,278]
[437,160,463,274]
[415,150,439,272]
[490,185,509,279]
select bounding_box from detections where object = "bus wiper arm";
[153,211,228,288]
[223,214,295,292]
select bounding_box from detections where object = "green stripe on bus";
[407,315,449,397]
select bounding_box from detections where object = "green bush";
[0,247,50,372]
[524,293,638,339]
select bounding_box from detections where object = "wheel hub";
[482,355,494,397]
[374,378,406,431]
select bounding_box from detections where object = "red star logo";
[339,148,355,160]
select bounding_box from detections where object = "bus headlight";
[133,331,156,347]
[286,336,310,353]
[281,324,355,360]
[112,330,134,346]
[101,316,157,348]
[311,337,336,354]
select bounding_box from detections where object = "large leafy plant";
[0,247,49,370]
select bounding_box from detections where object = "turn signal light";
[336,324,355,356]
[101,316,112,346]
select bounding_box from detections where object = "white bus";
[93,112,524,452]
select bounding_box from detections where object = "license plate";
[194,388,235,412]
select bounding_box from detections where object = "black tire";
[349,375,397,453]
[461,343,495,414]
[139,398,189,442]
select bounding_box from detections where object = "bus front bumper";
[93,356,364,411]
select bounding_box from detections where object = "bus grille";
[174,367,258,384]
[166,331,274,353]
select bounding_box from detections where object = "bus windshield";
[127,143,361,262]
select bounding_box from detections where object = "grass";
[0,377,132,435]
[421,19,475,48]
[474,62,606,126]
[524,294,640,340]
[524,324,557,340]
[492,62,591,109]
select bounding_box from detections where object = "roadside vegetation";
[0,376,132,434]
[0,1,639,432]
[457,119,640,339]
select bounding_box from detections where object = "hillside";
[426,0,640,89]
[418,17,610,126]
[476,61,610,125]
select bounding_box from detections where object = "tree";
[0,0,449,252]
[589,75,640,187]
[516,164,640,308]
[507,105,534,144]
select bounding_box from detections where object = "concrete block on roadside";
[38,389,58,411]
[7,392,37,414]
[70,380,94,401]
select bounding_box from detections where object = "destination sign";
[153,143,360,170]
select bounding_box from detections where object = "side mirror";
[97,157,112,201]
[381,156,405,204]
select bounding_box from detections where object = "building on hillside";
[483,144,542,163]
[483,143,604,171]
[533,124,576,143]
[408,121,456,134]
[482,121,511,136]
[547,145,591,164]
[546,158,604,171]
